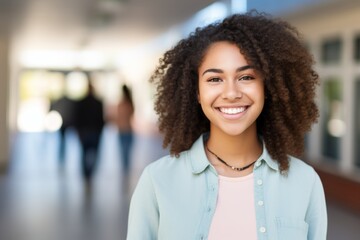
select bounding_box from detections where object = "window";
[321,38,342,64]
[355,79,360,167]
[354,34,360,62]
[321,79,344,161]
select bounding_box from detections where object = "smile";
[218,107,247,115]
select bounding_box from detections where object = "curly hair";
[150,11,319,173]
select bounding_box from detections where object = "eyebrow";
[201,65,254,76]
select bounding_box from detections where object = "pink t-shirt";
[208,173,258,240]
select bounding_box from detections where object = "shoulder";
[285,156,321,188]
[143,151,192,178]
[139,133,209,183]
[134,150,197,198]
[265,156,326,208]
[288,156,316,176]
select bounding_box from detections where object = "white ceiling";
[3,0,217,52]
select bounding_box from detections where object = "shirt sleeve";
[127,167,159,240]
[306,171,328,240]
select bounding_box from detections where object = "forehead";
[199,41,249,71]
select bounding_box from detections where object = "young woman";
[127,11,327,240]
[117,84,135,173]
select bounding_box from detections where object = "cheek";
[250,83,265,101]
[198,87,216,105]
[197,84,209,104]
[255,87,265,110]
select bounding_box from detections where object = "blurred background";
[0,0,360,239]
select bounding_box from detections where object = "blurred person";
[127,11,327,240]
[117,84,135,174]
[74,76,105,182]
[50,77,77,164]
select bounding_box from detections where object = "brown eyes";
[207,77,222,82]
[206,75,255,82]
[240,75,255,81]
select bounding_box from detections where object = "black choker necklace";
[206,146,257,172]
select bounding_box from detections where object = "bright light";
[77,51,106,69]
[19,50,106,69]
[17,98,49,132]
[19,50,77,69]
[44,111,63,132]
[65,71,89,100]
[328,118,346,137]
[231,0,247,13]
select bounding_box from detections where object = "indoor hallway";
[0,124,168,240]
[0,124,359,240]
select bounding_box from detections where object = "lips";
[218,106,248,115]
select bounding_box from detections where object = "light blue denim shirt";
[127,134,327,240]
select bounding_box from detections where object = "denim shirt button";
[258,200,264,206]
[257,179,263,185]
[255,161,261,167]
[259,227,266,233]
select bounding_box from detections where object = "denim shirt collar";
[256,142,279,171]
[189,134,211,174]
[189,133,279,174]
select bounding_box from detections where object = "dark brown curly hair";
[150,11,319,172]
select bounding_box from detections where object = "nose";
[222,81,242,100]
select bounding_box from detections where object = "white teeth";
[219,107,246,114]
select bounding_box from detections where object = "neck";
[206,129,262,167]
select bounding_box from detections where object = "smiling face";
[198,41,265,138]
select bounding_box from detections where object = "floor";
[0,124,359,240]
